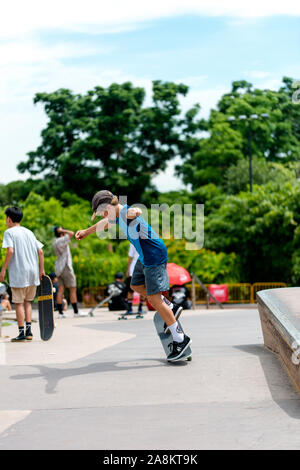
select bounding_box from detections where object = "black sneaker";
[167,335,192,362]
[11,332,27,342]
[164,305,183,334]
[26,330,33,341]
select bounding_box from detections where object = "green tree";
[224,158,299,194]
[177,77,300,189]
[18,81,199,201]
[204,181,300,283]
[177,120,243,187]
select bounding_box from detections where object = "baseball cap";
[115,272,124,279]
[91,190,114,220]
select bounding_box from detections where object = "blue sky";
[0,1,299,190]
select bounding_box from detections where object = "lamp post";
[227,113,269,193]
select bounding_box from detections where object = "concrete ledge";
[257,287,300,394]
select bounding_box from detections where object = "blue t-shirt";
[114,205,168,267]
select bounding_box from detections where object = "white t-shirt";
[128,244,139,276]
[2,226,43,288]
[53,234,74,277]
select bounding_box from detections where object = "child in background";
[0,206,45,342]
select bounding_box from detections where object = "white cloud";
[152,156,184,191]
[243,70,271,80]
[0,39,112,67]
[259,78,283,90]
[1,0,299,38]
[179,84,228,118]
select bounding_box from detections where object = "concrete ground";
[0,306,300,450]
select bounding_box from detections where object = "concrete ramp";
[257,287,300,394]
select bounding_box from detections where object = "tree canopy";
[176,77,300,189]
[18,81,200,201]
[1,76,300,287]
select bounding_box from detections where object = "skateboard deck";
[116,312,145,320]
[153,312,192,362]
[37,275,54,341]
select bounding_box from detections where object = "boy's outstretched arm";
[126,208,143,219]
[38,248,45,280]
[75,218,109,241]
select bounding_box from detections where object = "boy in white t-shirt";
[0,207,45,342]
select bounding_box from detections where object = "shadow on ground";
[9,358,188,394]
[235,344,300,419]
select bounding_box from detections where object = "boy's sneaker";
[57,313,67,319]
[74,311,88,317]
[11,332,27,342]
[167,335,192,362]
[26,331,33,341]
[164,305,183,334]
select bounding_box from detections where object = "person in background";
[105,272,128,311]
[169,283,192,310]
[0,206,45,342]
[1,293,12,312]
[49,272,68,314]
[53,226,87,318]
[125,244,144,315]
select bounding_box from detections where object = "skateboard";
[0,282,7,295]
[37,275,54,341]
[116,311,145,320]
[88,291,117,317]
[88,284,128,317]
[153,312,192,362]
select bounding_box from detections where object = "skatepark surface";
[1,306,300,450]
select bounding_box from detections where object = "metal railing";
[251,283,287,303]
[82,281,287,308]
[82,287,107,307]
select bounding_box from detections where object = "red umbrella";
[167,263,191,285]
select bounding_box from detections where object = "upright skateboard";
[37,275,54,341]
[153,312,192,362]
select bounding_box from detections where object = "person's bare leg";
[69,287,77,304]
[147,293,176,326]
[56,285,65,304]
[24,301,32,323]
[131,285,176,327]
[15,303,25,327]
[131,286,145,309]
[127,291,133,301]
[131,284,147,297]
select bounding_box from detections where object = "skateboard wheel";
[187,356,192,362]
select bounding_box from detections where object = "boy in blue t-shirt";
[75,190,192,362]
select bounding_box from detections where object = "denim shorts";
[131,260,169,296]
